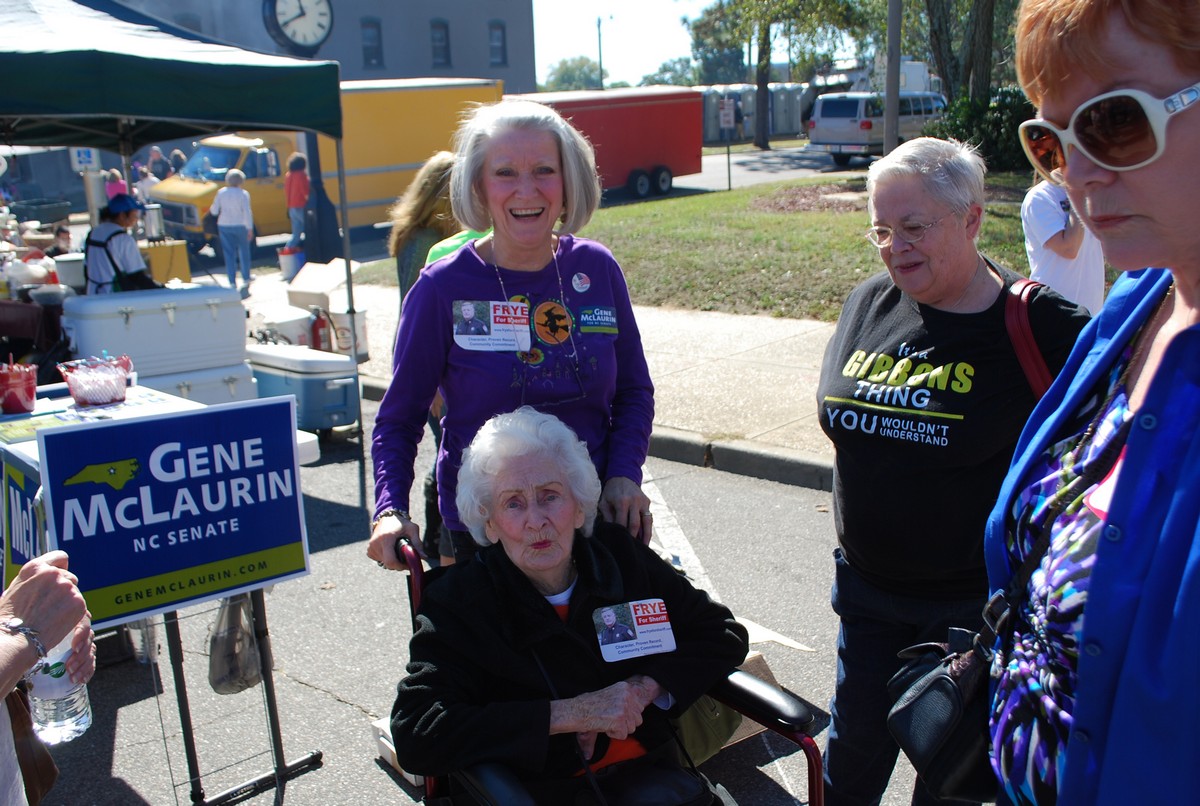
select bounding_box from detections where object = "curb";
[359,374,833,493]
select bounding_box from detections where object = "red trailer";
[506,86,703,198]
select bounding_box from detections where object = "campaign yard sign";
[38,398,309,629]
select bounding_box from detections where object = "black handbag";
[886,416,1132,801]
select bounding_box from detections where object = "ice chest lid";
[63,285,243,316]
[246,343,357,373]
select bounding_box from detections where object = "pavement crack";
[274,668,382,719]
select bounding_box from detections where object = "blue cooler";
[245,343,360,433]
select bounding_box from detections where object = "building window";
[431,20,451,67]
[488,21,507,67]
[362,18,384,68]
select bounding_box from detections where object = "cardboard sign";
[37,398,309,628]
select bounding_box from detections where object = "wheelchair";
[393,538,827,805]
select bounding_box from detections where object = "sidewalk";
[241,271,837,491]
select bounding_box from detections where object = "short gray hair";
[450,100,601,235]
[866,137,986,219]
[226,168,246,188]
[456,407,601,545]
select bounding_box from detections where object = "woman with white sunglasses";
[985,1,1200,803]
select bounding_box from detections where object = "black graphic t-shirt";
[817,266,1089,598]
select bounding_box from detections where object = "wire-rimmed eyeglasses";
[864,215,950,248]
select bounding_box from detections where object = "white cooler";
[62,286,246,376]
[246,343,360,433]
[139,362,257,405]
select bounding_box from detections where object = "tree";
[688,2,746,84]
[641,57,697,87]
[545,56,606,91]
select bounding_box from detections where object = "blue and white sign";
[69,147,100,172]
[37,398,309,628]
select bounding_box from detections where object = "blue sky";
[531,0,714,87]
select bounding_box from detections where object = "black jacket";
[391,523,748,778]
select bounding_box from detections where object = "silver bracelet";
[1,618,47,662]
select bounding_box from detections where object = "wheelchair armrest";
[453,762,537,806]
[710,669,822,737]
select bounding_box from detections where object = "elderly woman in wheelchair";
[391,407,750,804]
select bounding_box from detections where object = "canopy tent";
[0,0,342,148]
[0,0,361,359]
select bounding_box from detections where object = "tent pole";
[334,140,360,368]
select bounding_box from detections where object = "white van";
[806,91,947,166]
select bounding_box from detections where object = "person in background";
[987,1,1200,803]
[103,169,128,200]
[44,224,72,258]
[84,194,156,294]
[134,166,159,203]
[208,168,254,291]
[145,146,170,181]
[168,149,187,176]
[387,151,460,303]
[369,99,655,570]
[816,137,1089,806]
[392,408,747,799]
[1,551,95,806]
[1022,177,1106,315]
[283,152,309,251]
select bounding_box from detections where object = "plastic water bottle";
[27,634,92,744]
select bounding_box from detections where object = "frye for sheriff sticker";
[453,299,531,352]
[594,599,676,662]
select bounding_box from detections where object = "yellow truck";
[148,77,503,251]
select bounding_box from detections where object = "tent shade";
[0,0,343,152]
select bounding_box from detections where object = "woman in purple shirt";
[368,100,655,569]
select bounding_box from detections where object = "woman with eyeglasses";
[369,100,655,570]
[984,2,1200,804]
[816,137,1089,806]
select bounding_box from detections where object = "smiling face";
[868,174,982,309]
[484,454,585,594]
[1039,10,1200,275]
[479,128,564,269]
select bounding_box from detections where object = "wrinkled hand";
[599,476,653,544]
[550,675,664,741]
[65,617,96,685]
[0,551,88,654]
[366,512,420,570]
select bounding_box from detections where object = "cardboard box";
[372,716,424,788]
[285,258,361,311]
[724,649,777,747]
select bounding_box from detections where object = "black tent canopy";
[0,0,342,151]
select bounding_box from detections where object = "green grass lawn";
[357,172,1038,323]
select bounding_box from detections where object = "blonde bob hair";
[1016,0,1200,109]
[456,407,601,546]
[450,100,601,235]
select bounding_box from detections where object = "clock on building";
[263,0,333,57]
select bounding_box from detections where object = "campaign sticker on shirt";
[453,299,531,352]
[578,306,618,334]
[572,272,591,293]
[533,300,574,346]
[594,599,676,662]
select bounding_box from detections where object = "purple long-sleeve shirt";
[371,235,654,531]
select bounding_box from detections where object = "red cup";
[0,364,37,414]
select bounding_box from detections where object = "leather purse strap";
[1006,278,1054,399]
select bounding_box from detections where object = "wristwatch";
[1,617,47,661]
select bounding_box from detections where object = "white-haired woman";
[392,407,747,797]
[815,137,1090,805]
[208,168,254,290]
[370,100,655,569]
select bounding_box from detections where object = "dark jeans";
[824,547,985,806]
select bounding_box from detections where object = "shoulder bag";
[886,415,1132,801]
[1006,277,1054,398]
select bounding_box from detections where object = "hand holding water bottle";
[1,552,91,691]
[1,551,95,743]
